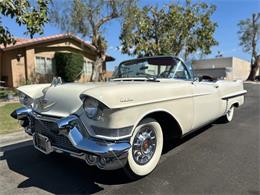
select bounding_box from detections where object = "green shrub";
[54,52,84,82]
[0,91,8,99]
[0,89,17,99]
[20,79,33,86]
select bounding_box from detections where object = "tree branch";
[95,0,119,30]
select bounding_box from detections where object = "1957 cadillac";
[11,56,247,177]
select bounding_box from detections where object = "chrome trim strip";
[52,146,86,159]
[221,90,247,100]
[110,92,211,109]
[91,125,133,140]
[31,111,59,122]
[93,134,132,141]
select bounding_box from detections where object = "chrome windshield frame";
[113,56,190,80]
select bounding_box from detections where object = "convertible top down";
[11,56,246,177]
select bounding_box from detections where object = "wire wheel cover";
[132,126,157,165]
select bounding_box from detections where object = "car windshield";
[113,57,191,80]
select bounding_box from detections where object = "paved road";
[0,83,259,194]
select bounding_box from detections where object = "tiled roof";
[0,33,96,51]
[0,33,115,61]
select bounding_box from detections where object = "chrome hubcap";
[132,126,156,165]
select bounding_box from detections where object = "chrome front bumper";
[11,107,131,170]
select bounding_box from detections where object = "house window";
[83,60,93,75]
[45,58,53,73]
[35,56,53,75]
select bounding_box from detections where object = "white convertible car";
[11,56,247,177]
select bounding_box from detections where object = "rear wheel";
[125,118,163,178]
[220,106,235,123]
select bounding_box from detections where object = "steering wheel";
[199,75,217,82]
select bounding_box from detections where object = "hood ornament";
[51,77,62,87]
[36,78,59,111]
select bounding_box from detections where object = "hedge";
[54,52,84,82]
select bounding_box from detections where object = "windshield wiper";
[136,72,158,82]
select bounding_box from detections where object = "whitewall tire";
[126,118,163,177]
[221,106,235,123]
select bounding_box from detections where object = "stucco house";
[0,33,114,88]
[192,57,251,80]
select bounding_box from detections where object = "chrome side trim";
[221,90,247,100]
[31,111,59,122]
[91,125,133,140]
[109,92,211,109]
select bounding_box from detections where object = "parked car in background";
[11,56,247,177]
[255,75,260,81]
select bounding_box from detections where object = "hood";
[18,83,99,117]
[81,80,191,109]
[18,80,190,117]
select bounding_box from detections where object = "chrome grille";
[32,117,81,153]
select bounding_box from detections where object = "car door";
[169,61,194,133]
[191,80,221,129]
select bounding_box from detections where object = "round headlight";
[83,98,104,120]
[19,92,33,107]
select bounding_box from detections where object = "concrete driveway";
[0,83,259,194]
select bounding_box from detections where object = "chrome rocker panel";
[11,107,131,170]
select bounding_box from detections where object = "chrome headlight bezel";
[19,92,33,108]
[83,97,106,121]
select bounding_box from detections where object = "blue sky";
[2,0,259,71]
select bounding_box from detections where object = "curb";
[0,131,32,148]
[244,81,260,85]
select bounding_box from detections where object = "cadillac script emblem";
[120,98,134,103]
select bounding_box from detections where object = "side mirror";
[191,77,199,84]
[193,76,199,82]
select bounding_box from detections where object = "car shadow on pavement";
[0,123,214,194]
[163,124,213,154]
[0,141,135,194]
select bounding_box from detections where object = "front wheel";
[126,118,163,178]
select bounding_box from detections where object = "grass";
[0,103,22,134]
